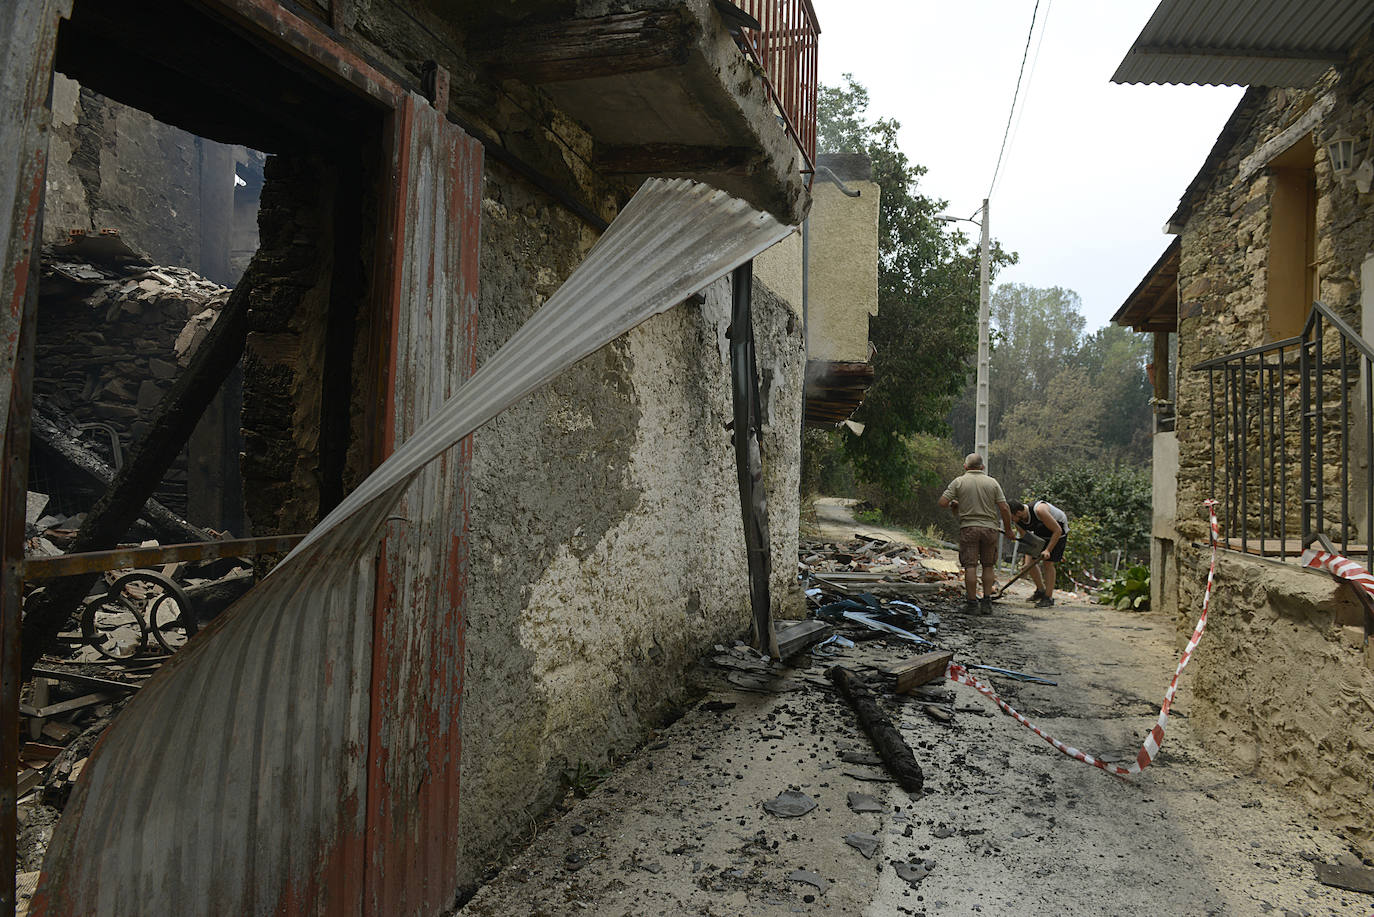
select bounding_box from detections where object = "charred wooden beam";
[827,665,925,794]
[30,411,213,546]
[730,262,778,659]
[20,264,256,678]
[595,144,757,176]
[471,10,693,83]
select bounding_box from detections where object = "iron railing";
[733,0,819,172]
[1192,300,1374,568]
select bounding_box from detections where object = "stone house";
[1112,0,1374,858]
[1,0,861,912]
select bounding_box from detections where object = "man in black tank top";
[1008,499,1068,607]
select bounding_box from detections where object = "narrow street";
[460,500,1369,917]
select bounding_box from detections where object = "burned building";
[3,0,824,912]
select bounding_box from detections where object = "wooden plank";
[1315,863,1374,895]
[886,651,954,694]
[15,769,43,799]
[22,533,303,579]
[19,691,114,718]
[472,10,692,82]
[774,620,831,658]
[30,666,140,695]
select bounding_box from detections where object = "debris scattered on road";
[964,663,1058,686]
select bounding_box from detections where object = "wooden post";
[730,261,779,659]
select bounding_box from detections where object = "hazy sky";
[812,0,1246,331]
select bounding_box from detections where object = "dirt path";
[460,500,1371,916]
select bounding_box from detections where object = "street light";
[938,199,991,466]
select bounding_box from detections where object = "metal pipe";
[1240,354,1248,553]
[1341,337,1350,552]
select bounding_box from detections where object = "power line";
[987,0,1043,200]
[1000,0,1053,192]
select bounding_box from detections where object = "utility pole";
[976,198,990,463]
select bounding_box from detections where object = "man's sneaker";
[964,599,980,614]
[1029,589,1046,601]
[978,597,993,615]
[1034,595,1055,608]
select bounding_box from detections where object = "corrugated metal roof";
[1112,0,1374,87]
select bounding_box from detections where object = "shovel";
[992,532,1047,600]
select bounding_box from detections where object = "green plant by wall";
[1102,565,1151,610]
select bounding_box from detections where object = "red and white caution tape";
[944,499,1223,777]
[1299,545,1374,601]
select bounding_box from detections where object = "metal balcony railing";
[1192,300,1374,567]
[732,0,819,172]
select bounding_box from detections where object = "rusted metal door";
[365,91,482,915]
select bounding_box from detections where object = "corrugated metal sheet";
[33,178,794,916]
[365,93,482,915]
[1112,0,1374,86]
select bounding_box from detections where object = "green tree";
[1069,323,1152,465]
[817,75,1015,499]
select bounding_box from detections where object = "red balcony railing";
[732,0,819,173]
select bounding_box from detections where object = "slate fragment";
[844,833,879,858]
[846,791,884,813]
[763,790,817,817]
[894,859,934,886]
[787,869,829,893]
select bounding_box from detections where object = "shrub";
[1102,565,1151,610]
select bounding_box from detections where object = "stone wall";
[1168,25,1374,858]
[44,74,262,286]
[459,159,804,884]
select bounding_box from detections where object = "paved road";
[460,500,1371,916]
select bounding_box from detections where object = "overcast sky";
[812,0,1246,331]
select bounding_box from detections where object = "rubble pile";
[15,490,256,894]
[35,230,230,514]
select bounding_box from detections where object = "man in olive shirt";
[937,453,1016,614]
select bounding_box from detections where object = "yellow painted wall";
[807,179,879,362]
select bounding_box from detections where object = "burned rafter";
[595,143,759,176]
[470,9,694,83]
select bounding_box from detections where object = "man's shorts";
[958,526,1000,568]
[1045,534,1067,563]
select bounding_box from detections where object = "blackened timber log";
[730,261,778,659]
[827,665,925,794]
[30,411,213,545]
[595,144,757,176]
[472,10,692,83]
[19,265,256,678]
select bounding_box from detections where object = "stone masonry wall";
[459,159,804,885]
[1170,26,1374,858]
